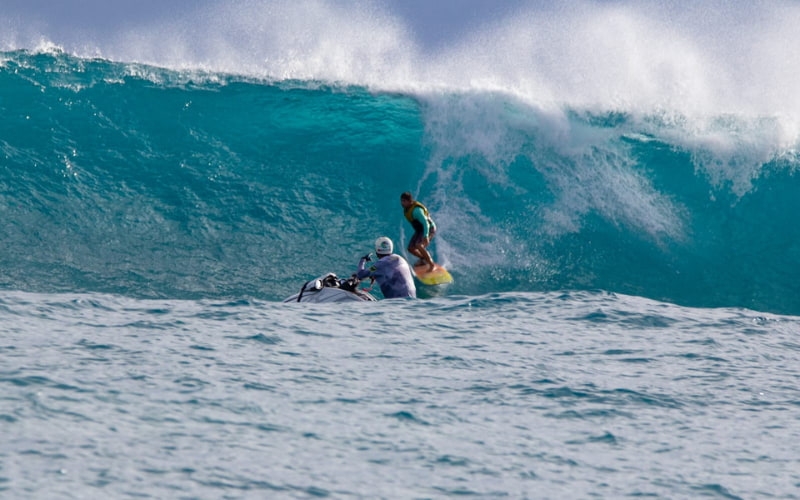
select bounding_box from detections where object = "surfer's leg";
[422,248,434,271]
[408,233,424,262]
[421,228,435,270]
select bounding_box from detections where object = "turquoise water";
[3,1,800,498]
[3,290,799,498]
[2,50,800,313]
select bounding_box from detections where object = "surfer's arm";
[412,206,430,238]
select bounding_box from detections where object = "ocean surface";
[2,1,800,498]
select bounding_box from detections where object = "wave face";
[2,0,800,315]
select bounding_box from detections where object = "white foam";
[4,1,800,119]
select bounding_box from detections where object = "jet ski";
[283,273,377,303]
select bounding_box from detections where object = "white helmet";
[375,236,393,255]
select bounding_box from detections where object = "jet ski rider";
[355,237,416,299]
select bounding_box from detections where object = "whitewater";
[1,1,799,498]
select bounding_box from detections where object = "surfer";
[400,191,436,272]
[355,237,416,299]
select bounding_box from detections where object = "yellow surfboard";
[412,262,453,286]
